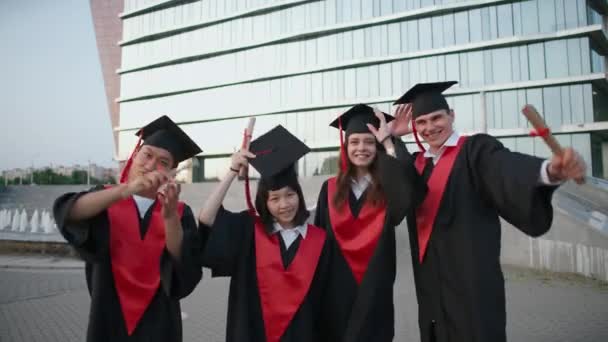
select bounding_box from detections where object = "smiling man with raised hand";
[390,81,587,342]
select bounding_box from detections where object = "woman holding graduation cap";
[53,115,203,341]
[390,81,587,342]
[198,125,332,342]
[313,104,427,342]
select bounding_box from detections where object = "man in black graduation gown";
[314,105,426,342]
[198,125,333,342]
[391,81,587,342]
[53,115,203,342]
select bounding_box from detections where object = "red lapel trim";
[108,195,185,335]
[327,177,386,284]
[414,136,466,263]
[255,219,326,342]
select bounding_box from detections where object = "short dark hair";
[255,178,310,227]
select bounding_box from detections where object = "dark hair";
[255,178,310,227]
[332,136,385,208]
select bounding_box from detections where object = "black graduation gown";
[398,134,558,342]
[53,186,202,342]
[199,207,332,342]
[313,152,427,342]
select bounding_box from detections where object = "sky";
[0,0,115,171]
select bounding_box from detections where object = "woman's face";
[347,132,377,168]
[266,186,300,227]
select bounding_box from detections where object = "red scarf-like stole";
[255,219,326,342]
[414,136,466,262]
[107,195,185,335]
[327,177,386,284]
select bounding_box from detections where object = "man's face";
[413,109,455,150]
[128,145,174,182]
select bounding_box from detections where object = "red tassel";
[412,124,425,152]
[338,117,347,172]
[119,136,143,184]
[244,173,256,217]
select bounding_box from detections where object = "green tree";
[71,170,88,184]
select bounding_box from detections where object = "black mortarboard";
[329,104,395,172]
[393,81,457,118]
[248,125,310,190]
[137,115,202,165]
[329,104,395,137]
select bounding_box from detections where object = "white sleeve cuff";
[539,159,563,186]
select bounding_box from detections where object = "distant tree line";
[1,168,116,185]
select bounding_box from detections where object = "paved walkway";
[1,251,607,341]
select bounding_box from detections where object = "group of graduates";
[54,81,587,342]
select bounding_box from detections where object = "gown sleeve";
[377,143,427,227]
[468,134,558,237]
[199,206,253,277]
[313,180,330,229]
[160,205,203,299]
[52,185,108,263]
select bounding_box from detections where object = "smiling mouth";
[424,130,442,139]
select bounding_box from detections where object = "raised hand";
[160,182,181,219]
[124,170,168,198]
[547,148,587,184]
[230,149,256,172]
[389,103,413,137]
[367,107,392,143]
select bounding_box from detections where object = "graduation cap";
[393,81,457,118]
[393,81,457,151]
[119,115,202,183]
[329,104,395,171]
[329,104,394,137]
[248,125,310,190]
[137,115,202,165]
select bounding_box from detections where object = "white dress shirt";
[132,195,155,218]
[351,174,372,200]
[272,222,308,249]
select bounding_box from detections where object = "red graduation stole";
[107,195,185,335]
[327,177,386,284]
[255,219,326,342]
[414,136,466,263]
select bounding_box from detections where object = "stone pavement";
[1,251,607,341]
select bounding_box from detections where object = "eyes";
[141,150,171,169]
[349,138,375,145]
[416,114,444,126]
[159,159,170,168]
[268,191,297,203]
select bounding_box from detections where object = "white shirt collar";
[132,194,155,218]
[351,174,372,186]
[423,131,460,160]
[351,174,372,200]
[271,222,308,239]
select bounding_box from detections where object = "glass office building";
[116,0,608,180]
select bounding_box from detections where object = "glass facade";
[118,0,608,180]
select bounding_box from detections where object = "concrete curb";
[0,264,84,270]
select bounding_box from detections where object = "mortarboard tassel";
[119,135,143,184]
[338,117,347,172]
[412,123,425,152]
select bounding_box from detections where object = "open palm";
[390,104,414,137]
